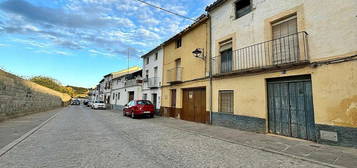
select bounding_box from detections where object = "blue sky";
[0,0,214,88]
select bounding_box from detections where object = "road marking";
[0,111,60,157]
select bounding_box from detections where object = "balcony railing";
[125,79,142,87]
[167,67,183,83]
[147,77,160,88]
[212,31,309,75]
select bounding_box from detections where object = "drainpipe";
[208,14,213,125]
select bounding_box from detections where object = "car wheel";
[131,112,135,119]
[150,114,154,118]
[123,111,126,116]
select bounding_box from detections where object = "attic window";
[235,0,252,19]
[176,38,182,48]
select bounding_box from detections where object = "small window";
[176,38,182,48]
[235,0,252,19]
[113,93,115,100]
[145,70,149,79]
[219,90,234,113]
[118,93,120,100]
[155,52,158,60]
[146,57,150,64]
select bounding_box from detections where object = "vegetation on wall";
[30,76,88,97]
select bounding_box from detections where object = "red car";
[123,100,155,118]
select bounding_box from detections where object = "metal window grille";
[219,90,234,113]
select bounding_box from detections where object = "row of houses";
[89,0,357,148]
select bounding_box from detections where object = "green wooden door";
[267,76,316,141]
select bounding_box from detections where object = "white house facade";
[110,67,143,110]
[141,46,163,113]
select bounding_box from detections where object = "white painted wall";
[209,0,357,60]
[98,81,105,101]
[110,73,143,107]
[142,47,163,108]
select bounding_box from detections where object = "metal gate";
[267,75,316,141]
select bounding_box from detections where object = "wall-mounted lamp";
[192,48,205,60]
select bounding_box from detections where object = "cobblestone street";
[0,106,339,168]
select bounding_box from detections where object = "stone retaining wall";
[0,70,71,121]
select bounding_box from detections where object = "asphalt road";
[0,106,329,168]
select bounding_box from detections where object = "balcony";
[212,32,309,76]
[124,79,142,87]
[147,77,160,88]
[167,67,183,84]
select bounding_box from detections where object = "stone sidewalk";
[0,108,60,149]
[143,116,357,168]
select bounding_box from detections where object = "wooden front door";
[182,88,208,123]
[171,89,176,107]
[267,75,316,141]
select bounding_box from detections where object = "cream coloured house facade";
[206,0,357,147]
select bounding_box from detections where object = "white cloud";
[11,38,49,48]
[0,43,10,47]
[89,49,115,57]
[136,28,160,40]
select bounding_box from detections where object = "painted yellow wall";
[162,19,209,85]
[161,19,210,109]
[161,80,209,110]
[212,58,357,128]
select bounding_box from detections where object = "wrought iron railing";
[212,31,309,75]
[167,67,183,83]
[148,77,159,88]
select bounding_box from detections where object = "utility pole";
[127,48,130,75]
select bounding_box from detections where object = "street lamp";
[192,48,205,60]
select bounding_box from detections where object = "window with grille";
[219,90,234,113]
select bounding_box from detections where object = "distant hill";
[30,76,88,98]
[66,85,89,98]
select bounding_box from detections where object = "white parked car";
[87,101,93,107]
[91,101,106,110]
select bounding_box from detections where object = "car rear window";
[95,101,104,103]
[137,100,152,105]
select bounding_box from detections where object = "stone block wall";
[0,70,71,121]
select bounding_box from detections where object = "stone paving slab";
[0,107,330,168]
[0,108,60,149]
[143,116,357,168]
